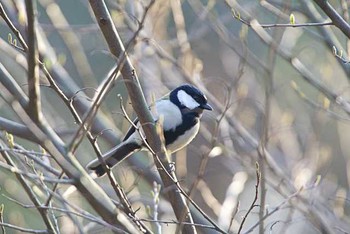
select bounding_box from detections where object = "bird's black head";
[170,84,213,112]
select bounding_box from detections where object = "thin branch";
[140,218,221,230]
[67,0,154,155]
[0,117,41,143]
[188,84,232,196]
[119,98,226,233]
[247,18,350,114]
[0,9,145,231]
[41,2,153,232]
[300,0,349,76]
[0,5,138,229]
[0,142,58,233]
[1,11,144,229]
[231,8,333,28]
[242,187,304,234]
[0,159,73,184]
[0,205,5,234]
[88,1,197,233]
[228,201,240,232]
[0,53,134,232]
[238,163,260,234]
[0,223,47,234]
[150,154,227,234]
[3,194,119,231]
[38,0,96,88]
[67,67,119,153]
[58,15,153,234]
[0,145,61,177]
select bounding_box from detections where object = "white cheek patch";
[177,90,200,110]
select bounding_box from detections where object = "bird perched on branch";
[86,84,213,176]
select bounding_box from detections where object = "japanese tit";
[86,84,213,176]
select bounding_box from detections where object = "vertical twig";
[24,2,56,231]
[237,163,260,234]
[256,7,286,232]
[0,204,5,234]
[151,182,161,234]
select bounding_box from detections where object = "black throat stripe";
[163,112,199,146]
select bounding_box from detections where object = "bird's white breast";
[125,99,199,153]
[167,121,200,153]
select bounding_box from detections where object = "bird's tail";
[86,142,141,177]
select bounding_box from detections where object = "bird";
[86,84,213,176]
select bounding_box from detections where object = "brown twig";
[0,222,47,234]
[3,194,121,231]
[0,1,154,231]
[231,7,333,28]
[228,201,240,232]
[0,3,28,51]
[0,142,57,233]
[0,160,72,184]
[139,218,222,230]
[242,187,304,234]
[0,204,5,234]
[313,0,350,39]
[238,162,261,234]
[0,26,132,234]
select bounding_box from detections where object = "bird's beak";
[201,103,213,110]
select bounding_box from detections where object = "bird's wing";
[86,140,141,176]
[122,93,171,142]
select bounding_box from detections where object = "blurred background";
[0,0,350,233]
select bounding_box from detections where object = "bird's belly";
[166,122,200,153]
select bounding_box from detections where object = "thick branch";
[0,117,40,143]
[313,0,350,39]
[88,1,196,233]
[0,63,137,233]
[26,0,41,122]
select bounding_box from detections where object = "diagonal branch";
[88,0,196,233]
[0,141,58,233]
[0,3,28,51]
[313,0,350,39]
[0,117,40,144]
[0,60,138,233]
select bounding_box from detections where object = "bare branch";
[88,1,197,233]
[231,8,333,28]
[0,117,40,143]
[0,222,47,234]
[313,0,350,39]
[26,0,41,122]
[238,163,260,234]
[0,3,28,51]
[0,141,58,233]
